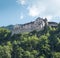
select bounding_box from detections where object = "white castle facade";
[12,17,58,35]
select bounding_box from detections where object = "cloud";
[41,0,60,16]
[43,15,52,21]
[28,5,40,17]
[16,0,60,21]
[28,5,46,17]
[20,14,24,19]
[16,0,26,5]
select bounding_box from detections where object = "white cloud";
[16,0,26,5]
[20,14,24,19]
[33,0,60,21]
[28,5,46,17]
[28,5,40,17]
[43,15,52,21]
[16,0,60,21]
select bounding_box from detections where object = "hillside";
[0,23,60,58]
[1,25,14,31]
[1,17,58,35]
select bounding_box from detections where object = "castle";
[12,17,58,35]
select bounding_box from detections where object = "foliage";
[0,23,60,58]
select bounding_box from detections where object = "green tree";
[0,45,11,58]
[17,47,24,58]
[37,35,51,57]
[52,52,60,58]
[31,50,39,58]
[0,28,11,43]
[57,23,60,32]
[23,51,34,58]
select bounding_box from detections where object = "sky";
[0,0,60,26]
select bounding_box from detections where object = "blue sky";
[0,0,60,26]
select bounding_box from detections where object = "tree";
[0,45,12,58]
[37,35,51,57]
[23,51,35,58]
[29,30,37,36]
[57,23,60,32]
[0,28,11,43]
[20,35,39,51]
[17,47,24,58]
[52,52,60,58]
[39,54,45,58]
[31,50,39,58]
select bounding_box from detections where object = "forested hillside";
[0,23,60,58]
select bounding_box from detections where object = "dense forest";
[0,23,60,58]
